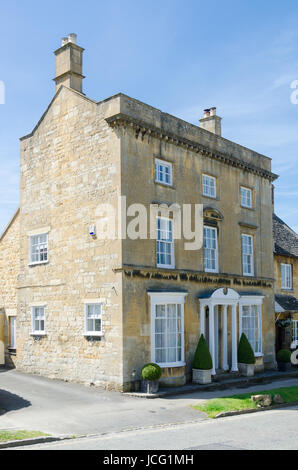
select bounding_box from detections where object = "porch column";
[222,305,229,371]
[209,304,216,375]
[231,304,238,372]
[200,304,205,337]
[214,306,219,370]
[0,310,4,365]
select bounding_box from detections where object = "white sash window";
[204,226,218,273]
[242,234,254,276]
[239,300,263,356]
[32,307,46,334]
[30,233,48,264]
[157,217,174,269]
[149,293,187,368]
[281,264,292,290]
[155,159,173,186]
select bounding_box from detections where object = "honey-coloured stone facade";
[0,36,281,391]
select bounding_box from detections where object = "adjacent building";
[274,214,298,351]
[0,35,281,391]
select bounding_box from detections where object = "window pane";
[155,160,172,185]
[204,227,217,272]
[30,233,48,263]
[242,305,261,354]
[154,302,183,365]
[156,218,173,267]
[86,304,102,333]
[202,175,216,197]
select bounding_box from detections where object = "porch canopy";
[198,288,264,375]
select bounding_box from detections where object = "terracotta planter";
[238,363,255,377]
[141,380,159,394]
[192,368,212,384]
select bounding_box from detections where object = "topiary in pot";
[192,334,213,384]
[238,333,256,377]
[141,363,162,394]
[277,349,291,372]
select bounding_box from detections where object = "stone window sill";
[28,261,49,267]
[158,362,186,369]
[83,333,104,337]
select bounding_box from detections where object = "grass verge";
[193,386,298,418]
[0,430,49,442]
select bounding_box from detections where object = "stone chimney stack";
[199,107,222,136]
[54,34,85,93]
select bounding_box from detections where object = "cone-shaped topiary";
[193,334,213,370]
[238,333,256,365]
[141,363,162,381]
[277,349,291,363]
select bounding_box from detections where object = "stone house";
[0,35,280,390]
[273,214,298,351]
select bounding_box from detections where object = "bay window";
[149,293,187,367]
[239,303,262,355]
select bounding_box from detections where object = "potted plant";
[238,333,256,377]
[141,363,162,394]
[192,334,213,384]
[277,349,291,372]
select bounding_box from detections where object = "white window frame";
[281,263,292,290]
[239,296,264,357]
[202,174,216,198]
[84,302,103,337]
[292,320,298,343]
[29,232,49,265]
[149,292,187,368]
[9,316,17,349]
[155,158,173,186]
[240,186,253,209]
[242,234,254,276]
[204,226,218,273]
[31,306,46,335]
[156,217,175,269]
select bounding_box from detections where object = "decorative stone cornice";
[106,113,278,182]
[113,264,274,289]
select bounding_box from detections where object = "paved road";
[1,368,298,439]
[13,406,298,450]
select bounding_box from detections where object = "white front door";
[10,316,16,349]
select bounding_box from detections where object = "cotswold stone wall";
[17,88,124,390]
[274,254,298,299]
[116,101,276,386]
[0,210,20,366]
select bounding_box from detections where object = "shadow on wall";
[0,369,31,414]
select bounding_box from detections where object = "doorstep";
[124,369,298,399]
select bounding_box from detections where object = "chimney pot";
[61,37,68,46]
[200,107,222,136]
[68,33,77,44]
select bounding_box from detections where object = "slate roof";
[275,294,298,312]
[273,214,298,258]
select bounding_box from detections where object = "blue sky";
[0,0,297,233]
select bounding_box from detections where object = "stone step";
[124,369,298,399]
